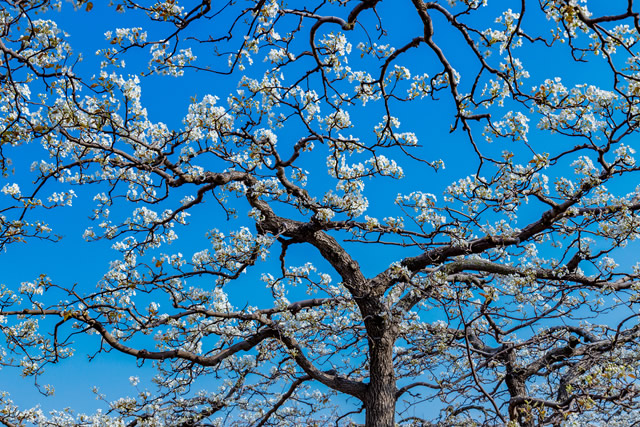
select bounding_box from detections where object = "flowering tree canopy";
[3,0,640,425]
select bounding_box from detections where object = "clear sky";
[1,0,640,423]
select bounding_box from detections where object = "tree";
[2,0,640,425]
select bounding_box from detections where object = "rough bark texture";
[360,297,397,426]
[505,350,533,427]
[365,337,396,426]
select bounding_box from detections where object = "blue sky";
[1,0,640,422]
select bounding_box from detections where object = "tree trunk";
[365,321,396,426]
[505,351,534,427]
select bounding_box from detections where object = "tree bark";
[364,311,397,426]
[505,350,534,427]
